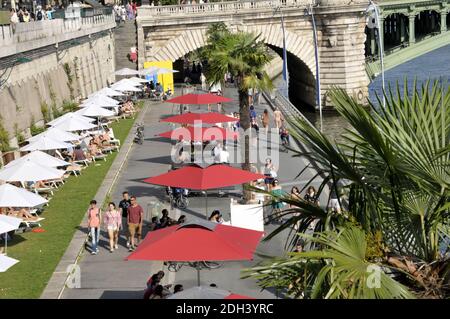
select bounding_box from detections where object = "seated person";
[5,207,38,221]
[159,209,175,228]
[72,145,88,161]
[155,83,163,95]
[148,217,160,231]
[280,126,290,145]
[88,140,103,157]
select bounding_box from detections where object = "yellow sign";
[143,60,175,92]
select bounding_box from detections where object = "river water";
[283,44,450,141]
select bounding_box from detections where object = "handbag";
[270,170,277,178]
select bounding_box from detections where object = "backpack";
[37,10,43,21]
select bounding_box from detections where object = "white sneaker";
[114,244,119,249]
[126,242,130,248]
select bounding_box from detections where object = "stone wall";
[0,34,115,152]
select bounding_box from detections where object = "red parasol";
[157,126,238,141]
[127,221,264,286]
[166,93,232,105]
[160,112,238,125]
[143,164,264,190]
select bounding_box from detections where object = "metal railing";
[138,0,310,16]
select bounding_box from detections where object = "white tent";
[111,81,142,92]
[27,127,81,143]
[83,95,120,106]
[129,77,149,84]
[0,183,48,208]
[20,135,73,152]
[4,151,70,169]
[75,105,115,118]
[115,78,142,87]
[0,158,65,182]
[47,112,96,126]
[114,68,140,76]
[0,255,19,272]
[52,117,97,132]
[88,87,124,98]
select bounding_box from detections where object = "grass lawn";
[0,117,136,298]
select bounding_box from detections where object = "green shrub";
[62,100,79,113]
[0,120,11,152]
[41,101,51,123]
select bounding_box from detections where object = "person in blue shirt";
[249,105,257,120]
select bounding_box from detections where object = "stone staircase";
[114,20,138,79]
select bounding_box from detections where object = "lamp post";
[367,0,386,108]
[305,1,322,132]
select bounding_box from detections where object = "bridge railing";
[138,0,310,16]
[0,14,115,58]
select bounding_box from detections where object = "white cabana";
[115,78,142,87]
[0,183,48,208]
[0,255,19,272]
[75,105,115,118]
[47,112,96,126]
[83,95,120,106]
[0,159,65,182]
[20,135,73,152]
[27,128,81,143]
[4,151,70,169]
[111,82,142,92]
[52,117,97,132]
[129,77,149,84]
[114,68,140,76]
[88,87,124,98]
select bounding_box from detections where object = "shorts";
[264,174,274,185]
[329,198,341,210]
[107,225,118,231]
[128,223,142,237]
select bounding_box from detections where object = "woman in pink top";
[87,200,102,255]
[103,202,122,253]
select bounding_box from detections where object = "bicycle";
[167,187,189,209]
[133,123,145,145]
[166,261,222,272]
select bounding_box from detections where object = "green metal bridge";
[366,0,450,80]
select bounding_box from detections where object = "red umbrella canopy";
[157,126,238,141]
[143,164,265,190]
[166,93,232,105]
[160,112,238,125]
[126,220,264,261]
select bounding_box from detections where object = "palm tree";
[202,24,273,173]
[243,80,450,298]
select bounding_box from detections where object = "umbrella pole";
[205,190,208,219]
[197,265,201,287]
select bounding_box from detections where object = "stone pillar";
[137,21,145,70]
[408,13,416,44]
[441,10,447,32]
[431,11,436,32]
[400,15,406,43]
[370,28,376,55]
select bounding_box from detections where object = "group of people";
[144,270,184,299]
[87,192,145,254]
[114,2,138,23]
[9,5,55,25]
[66,128,117,164]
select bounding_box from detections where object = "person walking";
[261,109,270,134]
[263,158,277,192]
[87,200,101,255]
[271,179,285,223]
[304,186,319,206]
[127,196,144,251]
[273,107,284,129]
[119,191,131,247]
[200,73,207,91]
[103,202,122,253]
[328,182,341,214]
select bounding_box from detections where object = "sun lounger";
[93,154,107,162]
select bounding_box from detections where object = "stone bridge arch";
[150,25,316,79]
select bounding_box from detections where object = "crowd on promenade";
[9,5,60,25]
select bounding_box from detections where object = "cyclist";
[280,126,290,146]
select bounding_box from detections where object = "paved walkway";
[61,85,325,299]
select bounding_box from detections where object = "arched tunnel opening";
[171,45,317,112]
[267,45,316,112]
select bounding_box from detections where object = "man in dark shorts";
[127,196,144,251]
[119,192,131,248]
